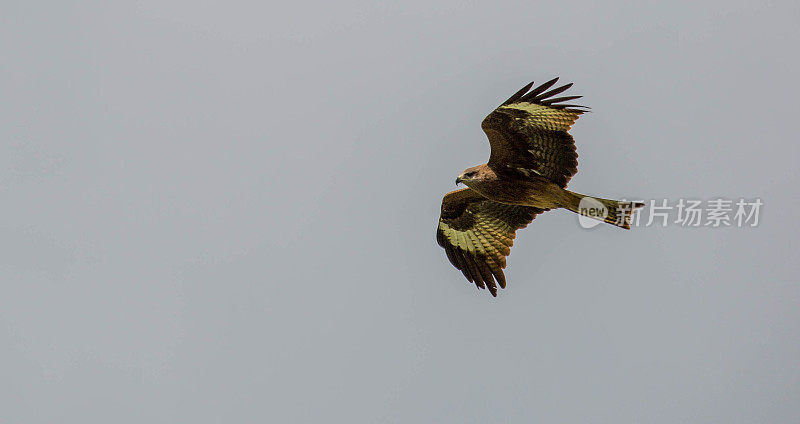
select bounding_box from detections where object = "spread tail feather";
[559,189,644,230]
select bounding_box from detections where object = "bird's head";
[455,165,485,187]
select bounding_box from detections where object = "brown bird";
[437,78,643,296]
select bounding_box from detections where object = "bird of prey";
[436,78,643,296]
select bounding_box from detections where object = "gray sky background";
[2,1,799,422]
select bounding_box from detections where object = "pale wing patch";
[439,222,486,255]
[499,102,580,131]
[440,207,520,256]
[439,216,513,258]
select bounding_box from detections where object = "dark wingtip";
[540,95,582,106]
[508,77,589,110]
[503,81,536,105]
[534,82,574,102]
[495,271,506,289]
[541,76,560,87]
[522,77,560,100]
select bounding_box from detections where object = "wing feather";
[519,77,560,101]
[534,82,574,101]
[437,188,546,297]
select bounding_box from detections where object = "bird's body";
[437,78,643,296]
[457,168,564,209]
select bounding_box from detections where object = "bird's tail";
[558,189,644,230]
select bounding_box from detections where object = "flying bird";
[436,78,643,296]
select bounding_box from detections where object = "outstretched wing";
[482,78,589,187]
[436,188,546,296]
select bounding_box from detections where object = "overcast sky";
[2,1,799,423]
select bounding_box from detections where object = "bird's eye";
[466,171,477,177]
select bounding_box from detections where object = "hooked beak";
[455,176,463,186]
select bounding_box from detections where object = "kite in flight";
[436,78,644,296]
